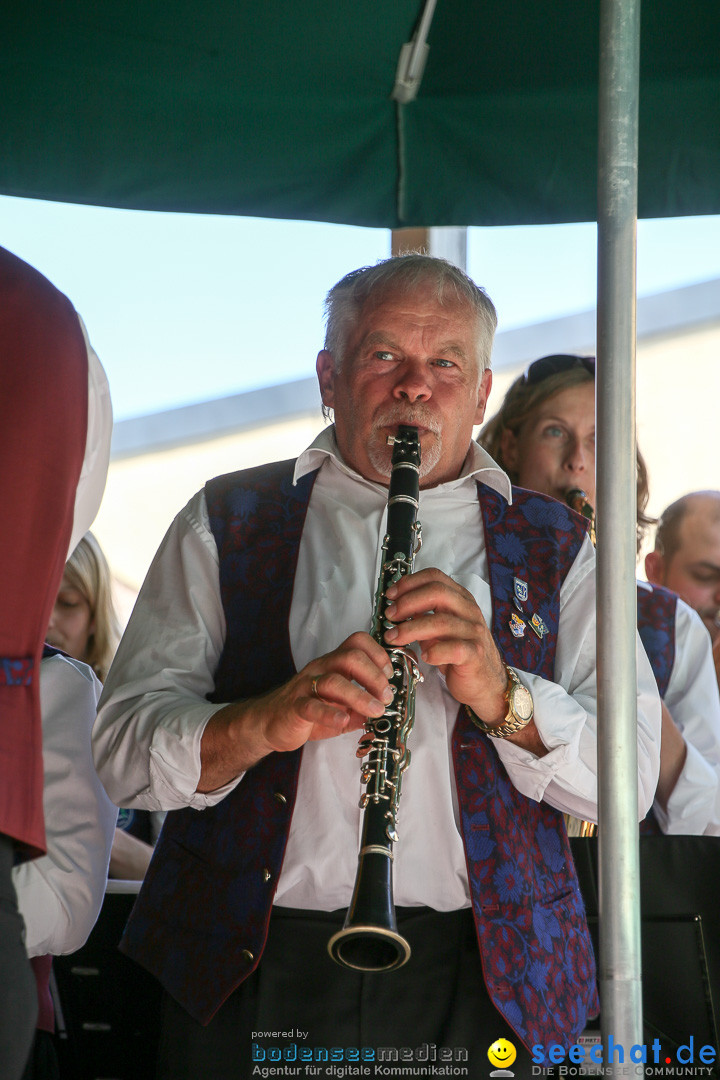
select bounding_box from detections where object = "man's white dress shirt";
[639,582,720,835]
[94,429,661,911]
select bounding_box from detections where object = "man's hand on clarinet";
[383,568,506,718]
[383,567,547,755]
[197,632,394,793]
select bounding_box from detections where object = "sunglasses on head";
[522,354,596,386]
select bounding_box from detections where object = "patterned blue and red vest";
[636,581,678,835]
[636,582,677,701]
[120,463,599,1047]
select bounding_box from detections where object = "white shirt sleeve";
[492,535,662,823]
[13,655,118,957]
[68,317,113,557]
[93,490,240,811]
[653,599,720,835]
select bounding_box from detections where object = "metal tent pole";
[596,0,644,1070]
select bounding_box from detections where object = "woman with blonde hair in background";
[48,533,158,877]
[479,353,720,835]
[47,532,120,683]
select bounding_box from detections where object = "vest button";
[240,949,255,964]
[273,791,287,804]
[262,868,272,882]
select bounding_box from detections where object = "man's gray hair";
[323,254,497,373]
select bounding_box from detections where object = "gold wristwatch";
[467,665,534,739]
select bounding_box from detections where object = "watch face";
[511,684,534,721]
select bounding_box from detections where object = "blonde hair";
[63,532,120,682]
[479,365,595,482]
[478,360,655,551]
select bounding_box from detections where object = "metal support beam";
[596,0,644,1070]
[391,0,438,104]
[391,226,467,270]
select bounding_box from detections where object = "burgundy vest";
[0,246,88,856]
[120,464,598,1048]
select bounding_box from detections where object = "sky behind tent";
[2,194,720,422]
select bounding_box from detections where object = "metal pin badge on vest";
[509,612,526,638]
[513,576,528,611]
[529,612,549,639]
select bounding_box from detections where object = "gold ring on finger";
[310,676,321,699]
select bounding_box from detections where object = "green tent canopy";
[2,0,719,227]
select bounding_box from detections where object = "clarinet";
[327,425,422,972]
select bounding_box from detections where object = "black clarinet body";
[327,425,422,972]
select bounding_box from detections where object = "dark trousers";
[0,835,37,1080]
[156,906,534,1080]
[20,1031,60,1080]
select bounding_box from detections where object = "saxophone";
[566,488,597,547]
[327,425,423,972]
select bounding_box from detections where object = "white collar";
[293,424,512,503]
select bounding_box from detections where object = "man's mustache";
[373,406,441,436]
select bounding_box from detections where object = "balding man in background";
[646,491,720,690]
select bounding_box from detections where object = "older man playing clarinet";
[93,254,661,1079]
